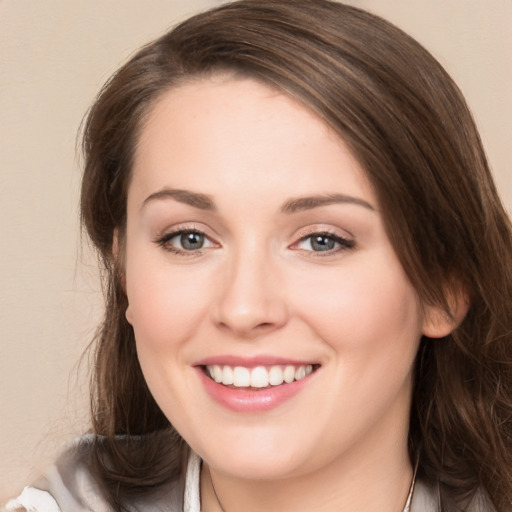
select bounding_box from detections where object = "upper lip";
[194,355,319,368]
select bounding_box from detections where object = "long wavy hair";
[80,1,512,510]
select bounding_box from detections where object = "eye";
[294,232,355,254]
[157,229,216,254]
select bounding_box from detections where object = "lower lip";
[196,368,316,413]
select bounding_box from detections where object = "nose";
[212,248,288,338]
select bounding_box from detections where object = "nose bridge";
[214,240,287,336]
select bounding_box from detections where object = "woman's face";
[124,77,436,480]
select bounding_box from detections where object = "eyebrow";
[141,188,374,214]
[142,188,216,211]
[281,194,375,214]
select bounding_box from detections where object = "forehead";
[130,76,374,207]
[136,75,338,152]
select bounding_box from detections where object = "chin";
[208,451,305,481]
[192,426,320,480]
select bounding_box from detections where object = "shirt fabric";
[4,438,493,512]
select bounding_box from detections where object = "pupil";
[181,232,204,250]
[312,235,334,251]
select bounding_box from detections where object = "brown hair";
[80,0,512,510]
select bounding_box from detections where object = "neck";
[200,433,413,512]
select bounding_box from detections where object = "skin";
[124,77,455,511]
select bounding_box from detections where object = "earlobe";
[422,290,470,338]
[126,305,134,325]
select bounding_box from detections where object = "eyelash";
[155,228,216,256]
[292,230,355,256]
[155,228,355,257]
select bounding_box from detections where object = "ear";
[422,288,469,338]
[125,304,134,325]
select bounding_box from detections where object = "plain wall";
[1,0,510,499]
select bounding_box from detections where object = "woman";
[7,0,512,510]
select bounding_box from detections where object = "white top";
[5,487,61,512]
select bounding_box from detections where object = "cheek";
[291,253,423,357]
[124,251,213,353]
[290,257,422,441]
[124,250,213,416]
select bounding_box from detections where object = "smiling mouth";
[204,364,319,390]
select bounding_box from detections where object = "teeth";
[233,366,250,387]
[250,366,268,388]
[268,366,284,386]
[206,364,315,388]
[222,366,234,385]
[213,365,222,383]
[283,365,295,383]
[295,366,306,380]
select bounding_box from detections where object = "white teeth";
[213,365,222,383]
[268,366,284,386]
[250,366,269,388]
[295,366,306,381]
[283,365,295,383]
[233,366,250,387]
[206,364,315,388]
[222,366,234,385]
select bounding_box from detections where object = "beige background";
[1,0,510,500]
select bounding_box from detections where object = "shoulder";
[4,487,61,512]
[4,436,109,512]
[4,435,186,512]
[411,478,500,512]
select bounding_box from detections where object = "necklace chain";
[207,460,418,512]
[209,466,226,512]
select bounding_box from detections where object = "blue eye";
[176,231,206,250]
[158,230,215,254]
[296,233,354,253]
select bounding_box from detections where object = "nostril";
[214,315,287,338]
[255,322,275,330]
